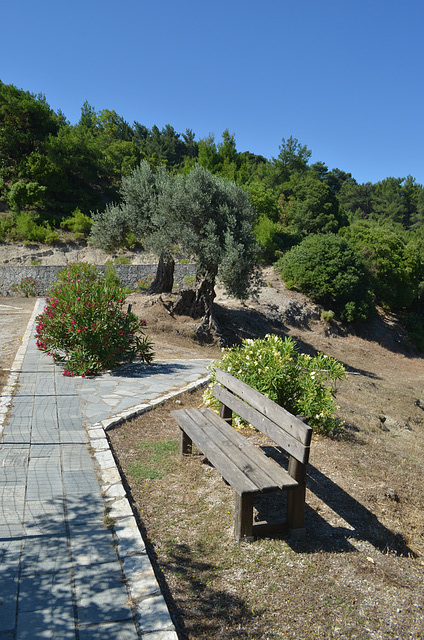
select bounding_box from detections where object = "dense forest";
[1,81,423,346]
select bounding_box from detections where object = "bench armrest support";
[219,402,232,425]
[179,427,193,456]
[287,455,307,530]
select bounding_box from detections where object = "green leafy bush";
[204,335,346,435]
[105,256,132,265]
[320,309,335,323]
[275,234,374,322]
[182,274,196,289]
[7,180,46,211]
[7,211,60,244]
[60,207,93,240]
[0,213,16,241]
[285,173,348,235]
[35,263,154,376]
[254,216,301,263]
[135,275,154,291]
[340,221,423,310]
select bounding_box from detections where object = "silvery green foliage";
[90,202,131,251]
[90,162,261,302]
[175,166,261,300]
[91,160,175,252]
[119,160,163,237]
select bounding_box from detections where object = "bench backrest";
[213,368,312,465]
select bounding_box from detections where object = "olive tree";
[90,162,261,323]
[90,162,176,291]
[170,165,261,320]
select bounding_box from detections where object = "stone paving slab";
[77,620,139,640]
[73,561,135,625]
[16,607,77,640]
[0,298,207,638]
[68,525,118,566]
[73,359,211,426]
[20,533,70,575]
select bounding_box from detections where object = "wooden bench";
[171,368,312,542]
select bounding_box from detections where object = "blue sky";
[2,0,423,185]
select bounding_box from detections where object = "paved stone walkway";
[0,300,211,639]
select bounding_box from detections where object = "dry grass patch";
[108,388,424,640]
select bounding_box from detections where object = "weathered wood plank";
[287,455,307,529]
[184,409,280,492]
[213,385,310,464]
[235,492,254,541]
[179,427,192,456]
[200,408,298,490]
[215,368,312,447]
[171,409,258,494]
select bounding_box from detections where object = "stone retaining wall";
[0,264,196,296]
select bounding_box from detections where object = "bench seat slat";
[214,385,310,464]
[215,368,312,448]
[172,408,259,494]
[200,408,298,491]
[183,408,282,492]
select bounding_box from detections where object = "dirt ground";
[0,297,36,391]
[0,241,155,266]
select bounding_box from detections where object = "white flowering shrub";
[204,335,346,435]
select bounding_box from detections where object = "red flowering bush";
[11,276,38,297]
[35,262,154,376]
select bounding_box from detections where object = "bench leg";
[287,484,306,530]
[234,493,254,542]
[287,456,306,532]
[179,428,192,456]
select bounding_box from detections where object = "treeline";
[0,81,197,212]
[3,79,423,226]
[1,81,424,345]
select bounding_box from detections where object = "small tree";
[285,173,348,235]
[90,161,175,291]
[340,221,423,310]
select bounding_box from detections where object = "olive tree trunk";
[171,275,217,324]
[149,254,175,294]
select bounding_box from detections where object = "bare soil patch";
[0,297,36,392]
[0,240,155,266]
